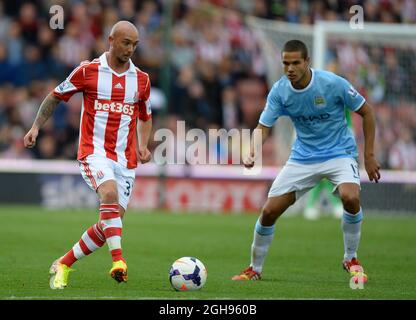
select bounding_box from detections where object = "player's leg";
[232,193,295,281]
[49,222,105,289]
[252,193,296,272]
[104,165,135,283]
[55,222,106,268]
[232,162,319,280]
[96,179,129,283]
[97,180,123,261]
[323,179,343,219]
[50,156,112,289]
[338,183,362,258]
[338,182,367,282]
[327,158,367,282]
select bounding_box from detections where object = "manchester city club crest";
[314,96,326,108]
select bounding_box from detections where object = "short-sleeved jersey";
[53,53,152,169]
[259,69,365,164]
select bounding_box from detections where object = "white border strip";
[0,159,414,183]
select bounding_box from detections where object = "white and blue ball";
[169,257,207,291]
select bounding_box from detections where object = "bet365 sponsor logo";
[94,100,135,116]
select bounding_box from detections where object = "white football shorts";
[79,154,135,210]
[268,157,361,199]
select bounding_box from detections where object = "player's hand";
[364,155,381,183]
[243,152,255,169]
[23,127,39,148]
[138,146,151,164]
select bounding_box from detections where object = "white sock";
[341,208,363,261]
[250,218,275,273]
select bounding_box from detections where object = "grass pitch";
[1,206,415,300]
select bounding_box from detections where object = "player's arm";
[244,82,283,169]
[137,118,152,164]
[23,93,62,148]
[137,74,152,164]
[243,124,271,169]
[355,102,381,183]
[24,63,87,149]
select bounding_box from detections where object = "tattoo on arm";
[33,93,61,129]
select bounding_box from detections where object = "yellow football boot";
[109,260,128,283]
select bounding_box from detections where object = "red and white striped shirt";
[53,53,152,169]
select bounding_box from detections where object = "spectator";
[0,0,414,172]
[388,127,416,170]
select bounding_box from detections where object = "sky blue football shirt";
[259,69,365,164]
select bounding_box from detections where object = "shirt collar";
[288,68,314,93]
[99,52,136,74]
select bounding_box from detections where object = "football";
[169,257,207,291]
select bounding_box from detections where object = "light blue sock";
[250,218,275,273]
[341,208,363,261]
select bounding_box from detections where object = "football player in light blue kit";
[232,40,380,283]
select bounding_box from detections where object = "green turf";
[1,206,415,300]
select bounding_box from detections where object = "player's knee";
[100,188,118,203]
[119,206,125,219]
[341,193,360,212]
[261,206,279,223]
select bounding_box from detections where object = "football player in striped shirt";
[24,21,152,289]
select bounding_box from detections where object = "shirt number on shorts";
[350,163,360,179]
[124,181,131,196]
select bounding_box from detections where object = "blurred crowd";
[0,0,416,170]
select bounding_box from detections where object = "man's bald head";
[109,21,139,39]
[108,21,139,65]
